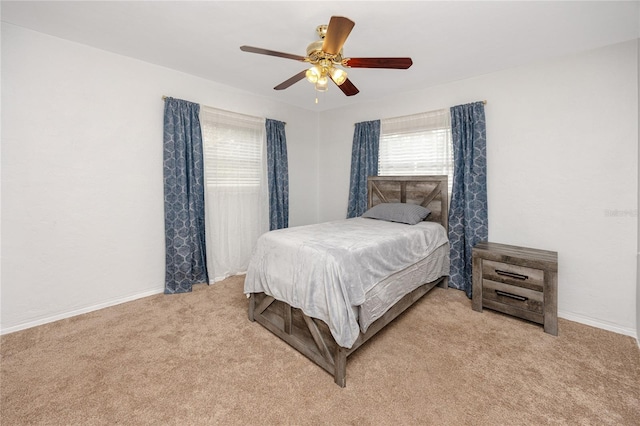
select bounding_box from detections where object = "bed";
[244,176,450,387]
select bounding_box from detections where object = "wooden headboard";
[367,176,449,231]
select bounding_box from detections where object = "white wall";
[1,24,319,333]
[318,40,638,338]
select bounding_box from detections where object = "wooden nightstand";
[472,241,558,335]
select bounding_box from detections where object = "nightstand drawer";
[482,279,543,314]
[482,259,544,292]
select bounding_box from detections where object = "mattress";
[357,242,449,333]
[244,217,449,348]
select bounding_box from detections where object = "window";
[200,108,265,188]
[379,109,453,195]
[199,106,269,283]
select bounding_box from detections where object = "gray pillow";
[361,203,431,225]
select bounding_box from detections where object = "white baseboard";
[2,288,638,345]
[559,310,638,340]
[0,287,165,335]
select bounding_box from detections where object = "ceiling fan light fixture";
[329,67,348,85]
[315,76,329,92]
[305,66,321,83]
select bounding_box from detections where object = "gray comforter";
[244,217,449,348]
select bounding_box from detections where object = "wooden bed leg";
[438,277,449,289]
[334,347,347,388]
[284,304,292,334]
[248,293,256,322]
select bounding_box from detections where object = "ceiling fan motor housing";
[306,40,343,65]
[306,40,324,57]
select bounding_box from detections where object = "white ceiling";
[2,1,639,111]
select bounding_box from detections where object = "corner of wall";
[314,111,322,224]
[636,33,639,347]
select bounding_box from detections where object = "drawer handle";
[495,269,528,280]
[495,290,528,302]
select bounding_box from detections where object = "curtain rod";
[164,95,486,104]
[162,96,286,125]
[164,95,486,105]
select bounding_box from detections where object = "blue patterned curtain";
[266,119,289,230]
[448,101,488,298]
[346,120,381,218]
[163,97,209,294]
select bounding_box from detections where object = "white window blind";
[379,109,453,194]
[200,107,265,187]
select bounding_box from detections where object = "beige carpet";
[1,275,639,425]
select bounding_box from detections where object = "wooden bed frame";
[247,176,449,387]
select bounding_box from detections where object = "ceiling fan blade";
[322,16,355,55]
[333,77,359,96]
[343,57,413,69]
[274,70,308,90]
[240,45,307,62]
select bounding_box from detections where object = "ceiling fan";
[240,16,413,98]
